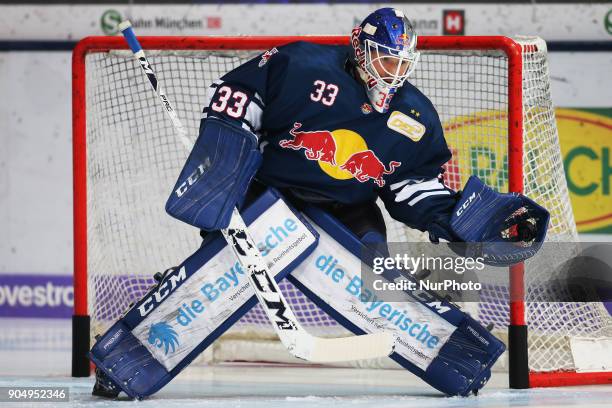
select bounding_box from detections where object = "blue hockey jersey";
[202,41,458,234]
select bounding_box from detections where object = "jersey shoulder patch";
[386,110,427,141]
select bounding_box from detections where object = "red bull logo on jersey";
[340,150,401,187]
[279,122,337,165]
[279,123,401,187]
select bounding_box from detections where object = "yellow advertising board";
[557,108,612,233]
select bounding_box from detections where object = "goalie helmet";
[351,8,420,113]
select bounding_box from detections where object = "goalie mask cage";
[71,35,612,388]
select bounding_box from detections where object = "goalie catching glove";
[165,118,262,231]
[428,176,549,266]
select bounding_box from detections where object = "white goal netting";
[79,36,611,375]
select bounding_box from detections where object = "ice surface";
[1,318,611,407]
[1,366,611,408]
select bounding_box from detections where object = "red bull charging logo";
[279,122,401,187]
[340,150,401,187]
[280,123,337,165]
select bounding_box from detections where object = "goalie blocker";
[90,189,504,399]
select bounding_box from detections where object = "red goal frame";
[71,35,611,389]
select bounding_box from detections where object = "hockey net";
[72,36,612,386]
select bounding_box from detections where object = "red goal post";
[71,35,611,388]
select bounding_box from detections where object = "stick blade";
[303,331,395,363]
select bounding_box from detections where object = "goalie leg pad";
[90,189,318,399]
[288,205,505,396]
[425,315,501,395]
[91,321,169,397]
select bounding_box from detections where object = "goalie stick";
[119,20,395,363]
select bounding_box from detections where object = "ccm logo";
[138,266,187,317]
[413,290,451,314]
[175,159,211,197]
[455,191,477,217]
